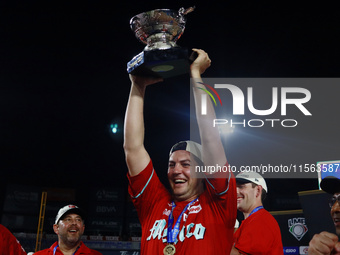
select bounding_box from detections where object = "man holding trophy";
[124,8,236,255]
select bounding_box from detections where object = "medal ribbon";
[248,206,264,217]
[167,198,198,244]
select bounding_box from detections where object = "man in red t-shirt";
[34,205,102,255]
[0,224,27,255]
[231,172,283,255]
[124,49,237,254]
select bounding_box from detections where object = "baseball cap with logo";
[55,205,85,224]
[169,141,203,164]
[235,171,268,192]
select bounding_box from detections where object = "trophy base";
[127,47,189,79]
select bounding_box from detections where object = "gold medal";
[163,244,176,255]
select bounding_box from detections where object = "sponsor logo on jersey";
[189,204,202,214]
[163,208,171,216]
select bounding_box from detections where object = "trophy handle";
[179,6,195,16]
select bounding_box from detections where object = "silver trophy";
[127,7,195,78]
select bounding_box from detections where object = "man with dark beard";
[34,205,102,255]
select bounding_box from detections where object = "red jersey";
[128,160,237,255]
[234,209,284,255]
[0,224,27,255]
[34,241,102,255]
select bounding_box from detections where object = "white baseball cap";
[169,141,203,163]
[236,171,268,192]
[55,205,85,224]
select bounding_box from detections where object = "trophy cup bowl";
[127,7,195,78]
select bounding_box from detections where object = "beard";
[59,229,83,247]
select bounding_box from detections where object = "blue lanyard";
[53,244,80,255]
[248,206,264,217]
[167,198,198,244]
[53,245,58,255]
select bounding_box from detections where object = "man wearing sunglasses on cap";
[124,49,237,254]
[308,176,340,255]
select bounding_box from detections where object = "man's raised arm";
[190,49,227,169]
[123,75,162,176]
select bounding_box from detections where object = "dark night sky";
[0,1,339,211]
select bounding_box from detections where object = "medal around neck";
[127,7,195,79]
[164,243,176,255]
